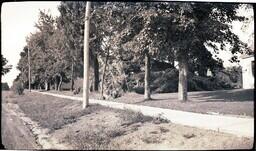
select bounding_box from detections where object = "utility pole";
[28,47,31,92]
[144,51,151,100]
[83,1,91,109]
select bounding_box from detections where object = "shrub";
[1,82,10,91]
[12,82,24,95]
[119,109,153,126]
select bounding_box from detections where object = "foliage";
[1,55,12,76]
[15,2,251,98]
[128,67,240,94]
[11,81,24,95]
[119,109,153,126]
[1,82,10,91]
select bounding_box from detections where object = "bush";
[11,82,24,95]
[119,109,153,126]
[1,82,10,91]
[101,65,239,97]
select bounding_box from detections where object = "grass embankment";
[5,91,103,132]
[2,91,253,150]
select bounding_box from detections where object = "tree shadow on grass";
[133,97,171,104]
[189,89,254,102]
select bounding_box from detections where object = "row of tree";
[15,2,252,101]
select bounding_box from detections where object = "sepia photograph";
[1,0,254,150]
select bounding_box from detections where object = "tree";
[58,1,102,92]
[118,2,249,101]
[58,2,86,91]
[151,2,250,101]
[16,46,29,88]
[1,55,12,75]
[31,10,56,90]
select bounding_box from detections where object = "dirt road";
[1,105,40,149]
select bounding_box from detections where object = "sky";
[1,2,60,86]
[1,2,254,87]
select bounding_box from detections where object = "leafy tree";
[174,3,249,101]
[1,54,12,75]
[58,1,103,91]
[112,2,249,101]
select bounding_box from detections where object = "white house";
[240,55,254,89]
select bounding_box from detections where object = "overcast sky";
[1,2,254,87]
[1,2,60,86]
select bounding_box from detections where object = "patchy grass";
[183,133,196,139]
[2,91,253,150]
[152,113,170,124]
[118,109,153,127]
[64,127,112,150]
[64,126,126,150]
[9,92,108,132]
[142,132,161,144]
[159,126,169,133]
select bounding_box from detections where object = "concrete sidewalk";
[32,90,254,138]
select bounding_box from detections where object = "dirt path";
[2,102,70,150]
[1,105,40,149]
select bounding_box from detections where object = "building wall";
[241,56,254,89]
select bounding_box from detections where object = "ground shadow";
[132,98,169,104]
[189,89,254,102]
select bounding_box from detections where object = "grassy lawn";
[2,91,253,150]
[46,88,254,117]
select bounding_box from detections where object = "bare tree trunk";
[144,52,151,100]
[70,62,74,91]
[94,54,99,91]
[83,1,91,108]
[58,74,63,91]
[178,57,188,102]
[198,67,207,77]
[55,76,58,91]
[101,49,110,99]
[45,80,48,91]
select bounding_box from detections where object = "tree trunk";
[198,68,207,77]
[94,54,99,91]
[70,62,74,91]
[45,80,48,91]
[28,48,31,92]
[144,52,151,100]
[178,57,188,102]
[58,74,63,91]
[101,49,110,99]
[55,76,58,91]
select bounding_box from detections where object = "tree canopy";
[15,2,252,99]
